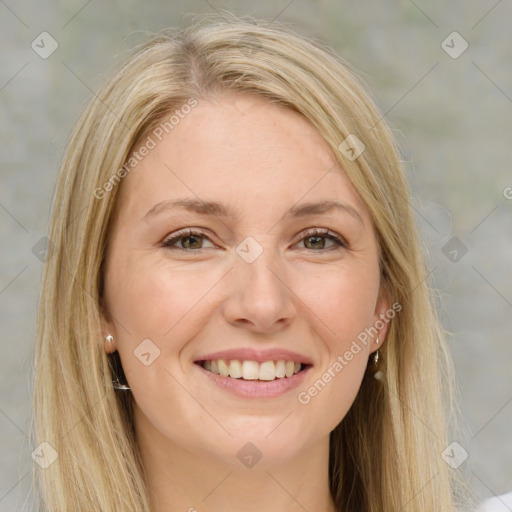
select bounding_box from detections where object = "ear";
[370,284,392,354]
[100,303,118,355]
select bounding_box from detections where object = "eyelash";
[161,228,348,252]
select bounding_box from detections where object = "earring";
[373,336,380,365]
[104,334,131,391]
[112,380,131,391]
[371,335,385,381]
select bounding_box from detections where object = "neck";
[134,409,338,512]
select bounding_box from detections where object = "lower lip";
[194,363,312,399]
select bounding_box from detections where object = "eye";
[295,228,347,251]
[161,227,348,252]
[162,229,215,250]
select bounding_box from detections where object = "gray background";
[1,0,511,510]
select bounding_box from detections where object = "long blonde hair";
[31,12,473,511]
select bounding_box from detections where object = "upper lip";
[194,348,313,365]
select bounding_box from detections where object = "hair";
[31,12,475,512]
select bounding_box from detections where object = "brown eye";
[303,235,328,250]
[180,234,203,249]
[297,229,347,251]
[162,229,214,250]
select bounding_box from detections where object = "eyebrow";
[143,197,363,223]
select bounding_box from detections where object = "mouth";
[194,359,312,382]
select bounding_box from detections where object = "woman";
[32,13,475,512]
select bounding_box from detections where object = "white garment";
[478,492,512,512]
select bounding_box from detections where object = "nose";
[222,241,297,334]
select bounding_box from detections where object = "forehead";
[115,92,368,223]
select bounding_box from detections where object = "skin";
[101,92,390,512]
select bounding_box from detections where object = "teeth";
[242,360,259,380]
[275,360,286,378]
[259,361,275,381]
[201,359,304,381]
[229,359,243,378]
[218,359,230,378]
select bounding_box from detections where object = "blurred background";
[1,0,511,510]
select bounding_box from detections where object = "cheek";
[106,259,210,409]
[292,267,378,432]
[108,256,214,339]
[105,255,228,383]
[295,263,380,352]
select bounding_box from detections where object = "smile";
[198,359,307,381]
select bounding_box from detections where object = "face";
[101,92,389,468]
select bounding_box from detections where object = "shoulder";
[478,492,512,512]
